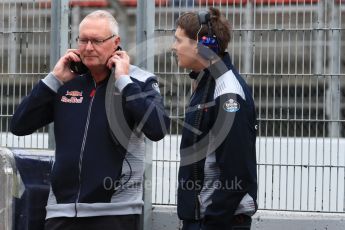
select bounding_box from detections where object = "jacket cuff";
[42,72,63,93]
[115,75,133,92]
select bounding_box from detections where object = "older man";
[11,10,169,230]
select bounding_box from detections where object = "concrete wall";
[152,205,345,230]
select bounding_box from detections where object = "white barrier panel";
[152,205,345,230]
[153,136,345,212]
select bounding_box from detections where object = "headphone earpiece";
[196,11,219,60]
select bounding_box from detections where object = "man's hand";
[52,49,81,83]
[107,50,130,80]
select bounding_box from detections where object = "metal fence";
[0,0,51,148]
[152,0,345,213]
[0,0,344,214]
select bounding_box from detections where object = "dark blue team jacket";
[10,68,169,216]
[177,53,258,229]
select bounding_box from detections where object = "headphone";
[196,11,220,60]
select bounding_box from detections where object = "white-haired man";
[11,10,169,230]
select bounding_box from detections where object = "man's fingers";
[66,49,80,56]
[114,50,125,56]
[115,51,129,60]
[66,48,78,53]
[106,51,130,70]
[106,56,117,69]
[65,49,81,62]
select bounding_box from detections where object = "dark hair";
[175,7,231,55]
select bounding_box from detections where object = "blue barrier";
[0,148,54,230]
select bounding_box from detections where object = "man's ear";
[114,36,120,48]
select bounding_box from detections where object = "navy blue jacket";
[11,66,169,218]
[177,53,257,229]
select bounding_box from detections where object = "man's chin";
[86,63,111,71]
[83,61,99,67]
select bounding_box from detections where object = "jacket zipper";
[192,119,201,220]
[191,89,203,221]
[190,73,212,221]
[74,80,97,217]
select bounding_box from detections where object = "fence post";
[326,0,341,137]
[313,0,324,77]
[9,3,17,74]
[136,1,155,230]
[243,0,253,76]
[49,0,69,149]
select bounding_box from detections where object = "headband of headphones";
[196,11,219,60]
[198,11,210,25]
[198,11,213,38]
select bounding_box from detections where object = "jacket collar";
[86,71,111,87]
[207,52,232,79]
[188,52,233,86]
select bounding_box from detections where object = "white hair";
[80,10,119,35]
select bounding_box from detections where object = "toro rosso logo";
[223,99,240,112]
[61,90,83,104]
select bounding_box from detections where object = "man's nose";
[86,41,93,50]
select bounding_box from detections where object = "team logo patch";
[66,90,83,97]
[152,82,160,93]
[223,99,240,112]
[61,90,83,104]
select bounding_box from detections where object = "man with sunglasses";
[11,10,169,230]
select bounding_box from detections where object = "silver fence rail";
[0,0,344,214]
